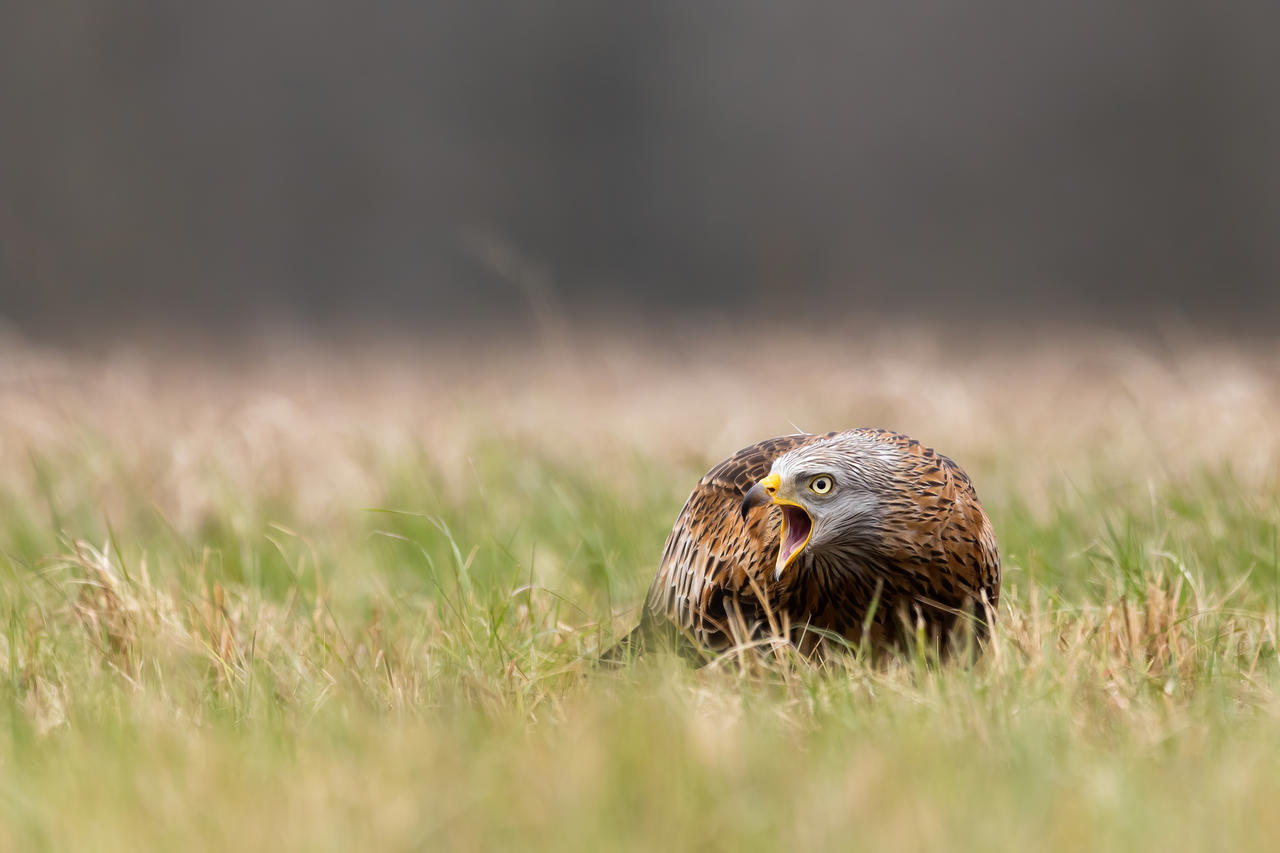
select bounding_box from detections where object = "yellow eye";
[808,475,834,495]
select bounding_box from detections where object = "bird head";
[740,435,887,580]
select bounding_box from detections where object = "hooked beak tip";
[739,473,782,520]
[740,482,768,519]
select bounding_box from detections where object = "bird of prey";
[614,429,1000,661]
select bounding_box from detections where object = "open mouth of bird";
[776,503,813,575]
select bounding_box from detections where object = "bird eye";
[808,475,834,495]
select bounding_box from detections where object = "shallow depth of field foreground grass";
[1,330,1279,851]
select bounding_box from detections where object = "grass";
[0,331,1278,851]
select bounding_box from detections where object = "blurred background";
[1,1,1277,342]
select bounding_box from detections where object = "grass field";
[1,330,1278,851]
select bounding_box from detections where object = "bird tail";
[598,621,649,666]
[598,617,716,668]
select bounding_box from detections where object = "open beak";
[739,472,814,579]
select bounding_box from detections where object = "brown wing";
[935,459,1001,612]
[854,430,1001,629]
[642,433,830,648]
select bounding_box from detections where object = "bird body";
[627,429,999,659]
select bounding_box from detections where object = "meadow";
[0,328,1277,851]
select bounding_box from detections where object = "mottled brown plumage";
[621,429,1000,660]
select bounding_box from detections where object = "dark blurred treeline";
[1,1,1277,337]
